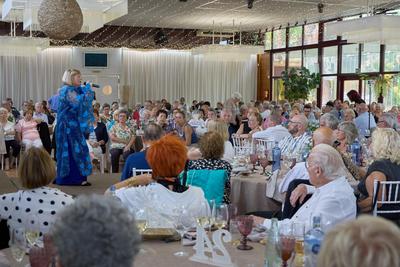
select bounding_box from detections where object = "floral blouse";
[110,123,133,149]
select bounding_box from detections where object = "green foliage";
[281,67,321,102]
[359,74,393,97]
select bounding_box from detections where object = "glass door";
[339,77,362,102]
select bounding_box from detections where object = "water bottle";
[304,215,324,267]
[272,142,281,172]
[264,218,280,267]
[109,185,119,200]
[351,139,361,166]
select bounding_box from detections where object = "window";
[273,78,285,101]
[273,53,286,76]
[322,77,337,105]
[303,49,319,73]
[385,44,400,72]
[361,42,380,73]
[323,21,337,41]
[264,31,272,50]
[323,46,337,74]
[342,44,359,73]
[289,26,302,47]
[288,50,302,69]
[362,76,400,107]
[304,23,319,45]
[273,29,286,49]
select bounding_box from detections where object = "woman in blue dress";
[55,69,94,186]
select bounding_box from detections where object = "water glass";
[293,222,305,267]
[215,204,229,230]
[9,228,26,263]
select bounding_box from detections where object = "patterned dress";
[55,84,94,185]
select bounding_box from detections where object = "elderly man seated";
[252,113,290,142]
[278,114,311,156]
[254,144,356,229]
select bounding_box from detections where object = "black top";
[358,159,400,220]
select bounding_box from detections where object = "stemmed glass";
[196,200,211,230]
[236,215,254,250]
[249,153,258,172]
[25,215,40,247]
[9,228,26,263]
[135,209,148,235]
[174,208,196,257]
[214,204,229,230]
[259,154,269,175]
[276,223,296,267]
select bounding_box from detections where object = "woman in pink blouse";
[16,109,42,149]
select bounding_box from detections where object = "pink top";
[16,119,40,141]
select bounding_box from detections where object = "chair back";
[132,168,152,177]
[232,135,252,156]
[373,179,400,217]
[253,138,275,152]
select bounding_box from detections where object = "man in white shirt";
[33,102,49,124]
[252,113,290,142]
[278,114,311,156]
[354,103,376,137]
[254,144,357,230]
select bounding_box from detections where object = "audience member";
[279,114,311,156]
[207,120,234,162]
[252,113,290,142]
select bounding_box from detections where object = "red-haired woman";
[108,135,207,228]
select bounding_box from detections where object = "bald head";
[313,127,335,146]
[288,114,309,136]
[358,103,369,113]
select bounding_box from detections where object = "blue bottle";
[272,142,281,172]
[304,215,324,267]
[351,139,361,166]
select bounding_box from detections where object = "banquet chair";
[373,179,400,220]
[253,138,275,151]
[132,168,152,177]
[232,135,252,156]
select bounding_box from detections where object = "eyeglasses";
[288,120,301,124]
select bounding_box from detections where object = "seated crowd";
[1,90,400,266]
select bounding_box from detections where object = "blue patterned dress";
[55,84,94,185]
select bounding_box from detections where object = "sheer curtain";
[122,49,257,105]
[0,48,72,108]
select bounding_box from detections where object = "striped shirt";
[279,132,311,156]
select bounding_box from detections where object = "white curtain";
[0,47,72,108]
[122,49,257,106]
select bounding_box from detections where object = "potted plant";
[281,67,321,102]
[359,74,393,103]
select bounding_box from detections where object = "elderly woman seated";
[357,128,400,221]
[235,112,263,139]
[108,135,208,228]
[187,131,232,204]
[318,216,400,267]
[0,148,74,241]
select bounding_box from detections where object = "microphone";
[83,82,100,88]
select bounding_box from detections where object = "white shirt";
[1,121,15,141]
[252,125,291,143]
[354,111,376,137]
[223,141,235,163]
[116,183,208,228]
[264,176,356,230]
[0,187,74,234]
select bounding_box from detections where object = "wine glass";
[236,215,253,250]
[173,208,196,257]
[259,157,269,175]
[293,222,305,267]
[214,204,229,230]
[196,200,211,229]
[9,228,26,263]
[249,153,258,172]
[276,223,296,267]
[135,209,148,235]
[25,215,40,247]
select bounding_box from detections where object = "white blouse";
[116,183,208,228]
[0,187,74,234]
[1,121,15,141]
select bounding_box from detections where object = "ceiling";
[110,0,400,31]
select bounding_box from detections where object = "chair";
[132,168,152,176]
[372,179,400,218]
[232,135,252,156]
[253,138,275,151]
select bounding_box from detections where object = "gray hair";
[144,123,163,141]
[338,121,359,144]
[52,195,140,267]
[380,113,398,130]
[309,144,347,180]
[320,113,339,130]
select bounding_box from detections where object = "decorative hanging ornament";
[38,0,83,40]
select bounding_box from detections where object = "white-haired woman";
[343,108,356,122]
[0,107,20,170]
[335,121,359,154]
[358,128,400,220]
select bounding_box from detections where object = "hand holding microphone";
[83,81,100,88]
